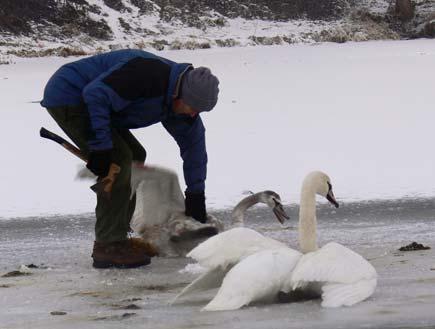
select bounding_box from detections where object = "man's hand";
[185,191,207,223]
[86,149,112,177]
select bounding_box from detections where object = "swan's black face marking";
[261,191,289,223]
[272,198,290,224]
[326,182,339,208]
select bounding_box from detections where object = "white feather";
[172,228,287,303]
[285,242,377,308]
[289,242,377,288]
[129,164,223,256]
[203,248,301,311]
[320,278,377,308]
[172,191,288,303]
[171,266,229,304]
[283,172,378,308]
[187,227,287,269]
[201,171,377,311]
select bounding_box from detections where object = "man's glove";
[86,149,112,177]
[185,191,207,223]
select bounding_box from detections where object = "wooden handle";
[40,127,87,162]
[41,127,121,198]
[90,163,121,199]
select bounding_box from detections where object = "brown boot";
[92,239,151,269]
[129,237,160,257]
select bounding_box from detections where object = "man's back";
[41,49,174,108]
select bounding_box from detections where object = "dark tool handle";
[40,127,87,162]
[40,127,121,198]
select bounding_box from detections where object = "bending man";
[41,49,219,269]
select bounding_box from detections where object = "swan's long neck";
[231,194,261,226]
[299,184,319,254]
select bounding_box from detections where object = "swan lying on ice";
[171,190,289,303]
[129,164,225,257]
[78,163,223,257]
[202,171,377,311]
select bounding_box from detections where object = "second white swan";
[202,171,377,311]
[171,190,289,303]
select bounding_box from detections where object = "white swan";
[129,164,224,257]
[284,172,377,308]
[171,191,289,303]
[202,247,301,311]
[78,163,224,257]
[202,171,377,311]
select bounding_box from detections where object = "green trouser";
[46,104,146,242]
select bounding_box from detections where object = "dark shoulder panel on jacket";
[103,57,171,100]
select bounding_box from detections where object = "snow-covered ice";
[1,200,435,328]
[0,39,435,218]
[1,39,435,328]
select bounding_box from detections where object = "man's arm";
[82,57,171,151]
[162,115,208,222]
[82,78,129,151]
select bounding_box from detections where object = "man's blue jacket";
[41,49,207,193]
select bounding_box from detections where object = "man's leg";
[93,133,150,267]
[45,105,150,268]
[94,129,134,242]
[116,129,145,228]
[46,105,91,157]
[117,129,146,163]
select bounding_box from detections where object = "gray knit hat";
[180,67,219,112]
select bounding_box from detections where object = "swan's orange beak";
[326,189,339,208]
[273,202,290,224]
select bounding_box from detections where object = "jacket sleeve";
[82,73,131,150]
[162,115,207,193]
[82,57,171,151]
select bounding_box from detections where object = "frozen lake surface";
[1,198,435,329]
[1,39,435,218]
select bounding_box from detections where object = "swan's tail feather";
[202,292,248,311]
[321,278,377,308]
[170,267,228,304]
[290,280,309,292]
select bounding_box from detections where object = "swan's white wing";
[131,165,185,207]
[203,248,301,311]
[291,242,377,286]
[321,278,377,307]
[173,228,287,304]
[289,242,377,307]
[171,266,230,304]
[187,227,287,269]
[131,165,185,230]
